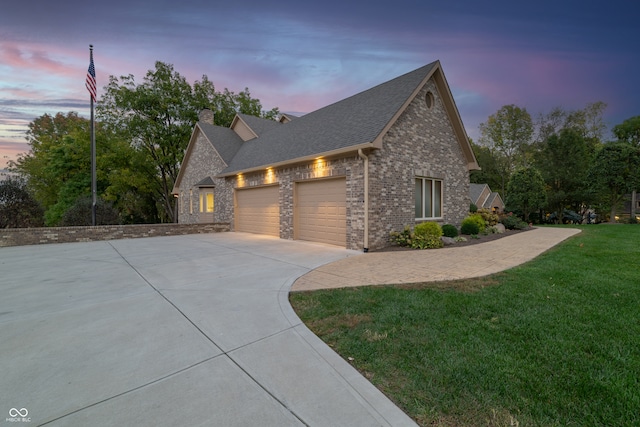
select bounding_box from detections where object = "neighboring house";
[173,60,479,251]
[469,183,504,213]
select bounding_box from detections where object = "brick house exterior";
[173,61,479,251]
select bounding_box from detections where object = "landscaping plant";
[441,224,459,238]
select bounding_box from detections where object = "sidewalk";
[292,227,581,291]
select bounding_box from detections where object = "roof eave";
[216,142,377,178]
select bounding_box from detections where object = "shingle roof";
[195,176,215,187]
[235,113,282,137]
[218,61,439,175]
[198,122,244,164]
[469,183,487,205]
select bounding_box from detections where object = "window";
[415,177,442,219]
[189,190,193,214]
[425,91,434,109]
[199,190,214,213]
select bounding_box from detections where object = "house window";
[425,91,434,109]
[199,190,214,213]
[415,177,442,219]
[189,190,193,214]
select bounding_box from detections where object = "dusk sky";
[1,1,639,168]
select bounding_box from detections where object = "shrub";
[390,223,443,249]
[462,213,486,234]
[441,224,459,238]
[460,217,480,235]
[390,225,413,247]
[470,203,478,213]
[472,213,486,229]
[477,208,499,226]
[499,212,529,230]
[413,222,443,249]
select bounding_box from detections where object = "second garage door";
[295,178,346,247]
[235,185,279,237]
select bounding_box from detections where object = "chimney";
[198,109,214,125]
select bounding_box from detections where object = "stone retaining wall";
[0,223,230,248]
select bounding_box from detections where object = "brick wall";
[228,156,364,249]
[368,79,470,249]
[0,223,230,248]
[176,127,234,225]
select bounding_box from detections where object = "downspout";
[358,149,369,252]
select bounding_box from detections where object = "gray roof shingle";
[198,122,244,164]
[469,183,487,205]
[218,61,438,175]
[235,113,282,137]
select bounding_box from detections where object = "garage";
[295,178,347,247]
[235,185,280,236]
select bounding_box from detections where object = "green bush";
[477,208,499,226]
[441,224,459,238]
[413,222,443,249]
[470,203,478,213]
[390,225,413,247]
[499,212,529,230]
[390,223,443,249]
[461,214,485,235]
[466,214,486,232]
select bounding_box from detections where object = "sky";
[1,0,639,168]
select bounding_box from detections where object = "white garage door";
[235,186,279,237]
[295,178,346,247]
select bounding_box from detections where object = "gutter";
[358,149,369,253]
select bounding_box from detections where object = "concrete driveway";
[0,233,417,426]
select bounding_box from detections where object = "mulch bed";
[374,227,533,252]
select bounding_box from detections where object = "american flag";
[86,47,96,103]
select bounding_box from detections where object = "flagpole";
[89,45,97,226]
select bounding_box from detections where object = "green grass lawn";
[290,225,640,426]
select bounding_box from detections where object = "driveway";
[0,233,416,426]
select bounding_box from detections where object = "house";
[469,183,504,213]
[173,60,479,251]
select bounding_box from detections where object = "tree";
[588,143,640,222]
[98,61,278,222]
[0,177,44,228]
[505,167,546,222]
[612,116,640,147]
[13,112,142,226]
[13,112,89,212]
[478,105,534,197]
[536,128,592,221]
[60,196,120,226]
[469,140,503,192]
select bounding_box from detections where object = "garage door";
[296,178,346,247]
[235,186,279,236]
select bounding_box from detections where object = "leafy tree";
[588,143,640,222]
[0,177,44,228]
[536,128,592,221]
[478,105,534,197]
[506,167,546,222]
[60,196,120,226]
[13,112,89,211]
[612,116,640,146]
[98,61,278,222]
[469,140,503,192]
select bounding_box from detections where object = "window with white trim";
[415,177,443,219]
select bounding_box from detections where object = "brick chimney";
[198,109,214,125]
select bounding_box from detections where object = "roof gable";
[218,61,478,176]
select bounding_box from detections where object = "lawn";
[289,225,640,426]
